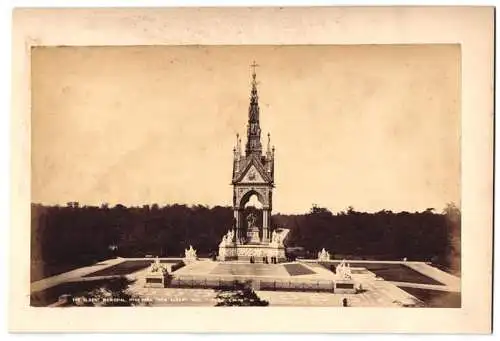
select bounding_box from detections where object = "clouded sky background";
[31,45,460,214]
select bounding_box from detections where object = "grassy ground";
[283,263,316,276]
[398,286,461,308]
[318,262,444,285]
[31,260,97,283]
[82,260,153,277]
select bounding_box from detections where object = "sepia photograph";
[29,44,462,309]
[10,7,493,333]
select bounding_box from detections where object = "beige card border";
[10,7,493,333]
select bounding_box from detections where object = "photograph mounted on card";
[10,6,493,334]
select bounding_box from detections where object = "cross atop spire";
[250,60,260,77]
[250,61,260,85]
[248,61,260,111]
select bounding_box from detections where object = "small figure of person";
[342,298,349,307]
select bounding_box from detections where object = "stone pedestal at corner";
[333,260,357,294]
[334,280,356,294]
[144,271,169,288]
[144,258,169,288]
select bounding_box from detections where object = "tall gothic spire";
[266,132,272,155]
[246,61,262,156]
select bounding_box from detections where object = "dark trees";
[31,202,461,280]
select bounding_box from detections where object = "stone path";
[255,280,415,307]
[174,260,219,276]
[256,291,345,306]
[127,287,218,306]
[365,280,420,306]
[125,283,404,307]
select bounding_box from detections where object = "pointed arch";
[238,189,265,209]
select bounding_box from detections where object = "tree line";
[31,202,461,280]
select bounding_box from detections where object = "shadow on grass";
[398,286,461,308]
[31,277,138,307]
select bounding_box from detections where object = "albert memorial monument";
[218,63,288,262]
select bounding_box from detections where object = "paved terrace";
[31,257,460,307]
[127,261,416,307]
[127,260,426,307]
[174,260,336,280]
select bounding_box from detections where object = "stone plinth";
[246,226,261,244]
[334,280,357,294]
[333,260,357,294]
[219,243,286,262]
[144,272,169,288]
[144,257,170,288]
[218,228,289,262]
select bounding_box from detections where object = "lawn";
[83,260,153,277]
[398,286,461,308]
[283,263,316,276]
[31,260,97,283]
[318,262,444,285]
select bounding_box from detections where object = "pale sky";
[31,45,460,214]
